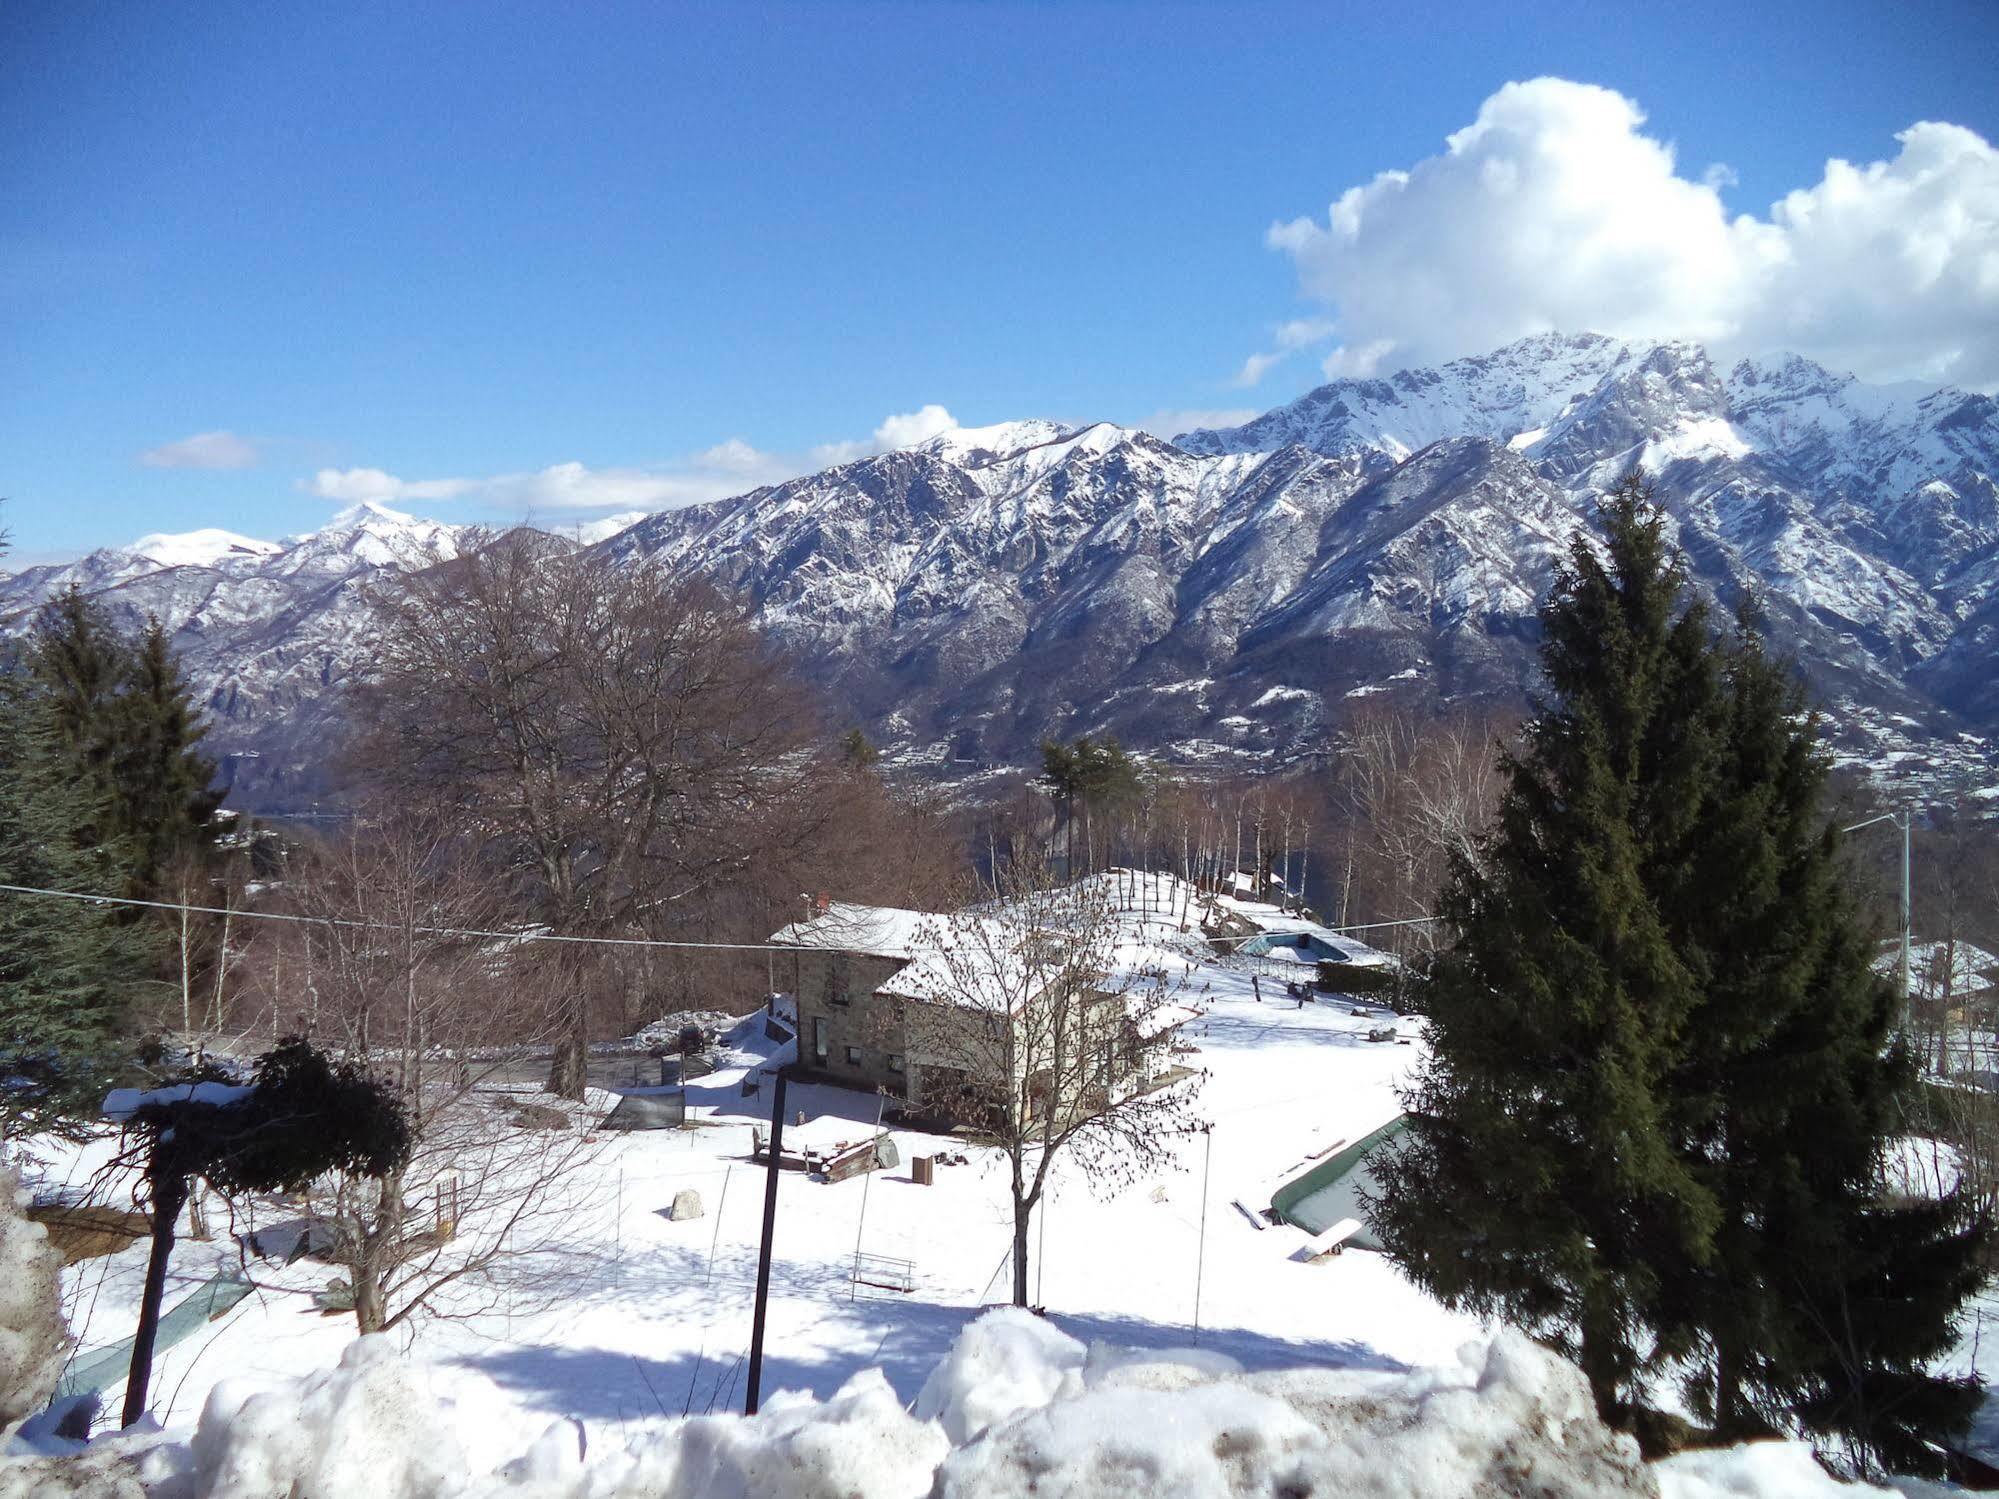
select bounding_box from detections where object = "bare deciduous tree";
[888,858,1202,1306]
[277,807,603,1333]
[360,531,825,1096]
[1324,702,1512,953]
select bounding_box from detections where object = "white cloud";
[1232,318,1343,387]
[870,403,958,449]
[306,468,475,505]
[140,429,260,469]
[809,405,962,467]
[299,404,966,521]
[1256,78,1999,389]
[1232,351,1285,388]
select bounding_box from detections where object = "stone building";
[768,898,1191,1126]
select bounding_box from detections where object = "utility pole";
[745,1068,790,1415]
[1192,1124,1212,1344]
[1843,808,1913,1003]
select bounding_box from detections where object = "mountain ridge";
[7,334,1995,807]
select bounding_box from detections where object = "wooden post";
[745,1069,789,1415]
[123,1171,189,1428]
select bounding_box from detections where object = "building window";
[887,1053,904,1073]
[845,1044,863,1067]
[813,1017,829,1061]
[830,954,852,1006]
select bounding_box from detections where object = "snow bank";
[934,1320,1655,1498]
[134,1340,943,1499]
[141,1338,476,1499]
[1654,1441,1911,1498]
[584,1369,946,1499]
[914,1308,1087,1444]
[5,1311,1915,1497]
[0,1161,70,1435]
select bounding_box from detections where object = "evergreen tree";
[114,616,223,889]
[27,596,219,894]
[0,676,159,1138]
[839,726,880,770]
[1368,475,1724,1419]
[27,585,132,830]
[1659,618,1988,1474]
[1371,474,1991,1472]
[1039,739,1080,877]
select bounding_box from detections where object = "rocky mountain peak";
[6,334,1995,808]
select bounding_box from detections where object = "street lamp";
[1843,808,1912,1003]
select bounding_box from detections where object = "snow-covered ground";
[28,880,1449,1454]
[5,873,1969,1493]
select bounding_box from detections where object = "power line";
[0,882,801,954]
[0,877,1441,957]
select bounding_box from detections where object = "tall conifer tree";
[0,560,159,1137]
[27,585,132,837]
[1659,620,1988,1475]
[27,595,220,894]
[1372,474,1990,1474]
[115,616,223,890]
[1369,475,1724,1418]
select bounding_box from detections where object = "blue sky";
[4,0,1996,561]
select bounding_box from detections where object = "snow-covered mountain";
[608,335,1997,780]
[6,336,1994,806]
[0,502,464,804]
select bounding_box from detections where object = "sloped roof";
[1877,939,1999,996]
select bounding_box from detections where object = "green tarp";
[55,1268,255,1401]
[1268,1117,1406,1250]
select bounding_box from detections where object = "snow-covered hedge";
[0,1310,1881,1498]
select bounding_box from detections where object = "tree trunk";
[1714,1336,1745,1439]
[209,902,233,1031]
[1577,1289,1621,1423]
[123,1171,189,1427]
[352,1172,404,1335]
[354,1256,387,1335]
[178,895,193,1033]
[549,986,591,1098]
[1012,1192,1032,1307]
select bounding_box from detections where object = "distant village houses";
[769,895,1193,1127]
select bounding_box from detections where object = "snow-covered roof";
[103,1081,254,1122]
[770,901,1100,1013]
[769,902,939,961]
[1877,939,1999,996]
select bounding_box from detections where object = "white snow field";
[0,875,1950,1494]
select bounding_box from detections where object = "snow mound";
[0,1162,70,1435]
[1654,1440,1908,1498]
[587,1368,946,1499]
[11,1312,1893,1497]
[914,1308,1088,1445]
[136,1343,943,1499]
[935,1322,1656,1498]
[142,1337,474,1499]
